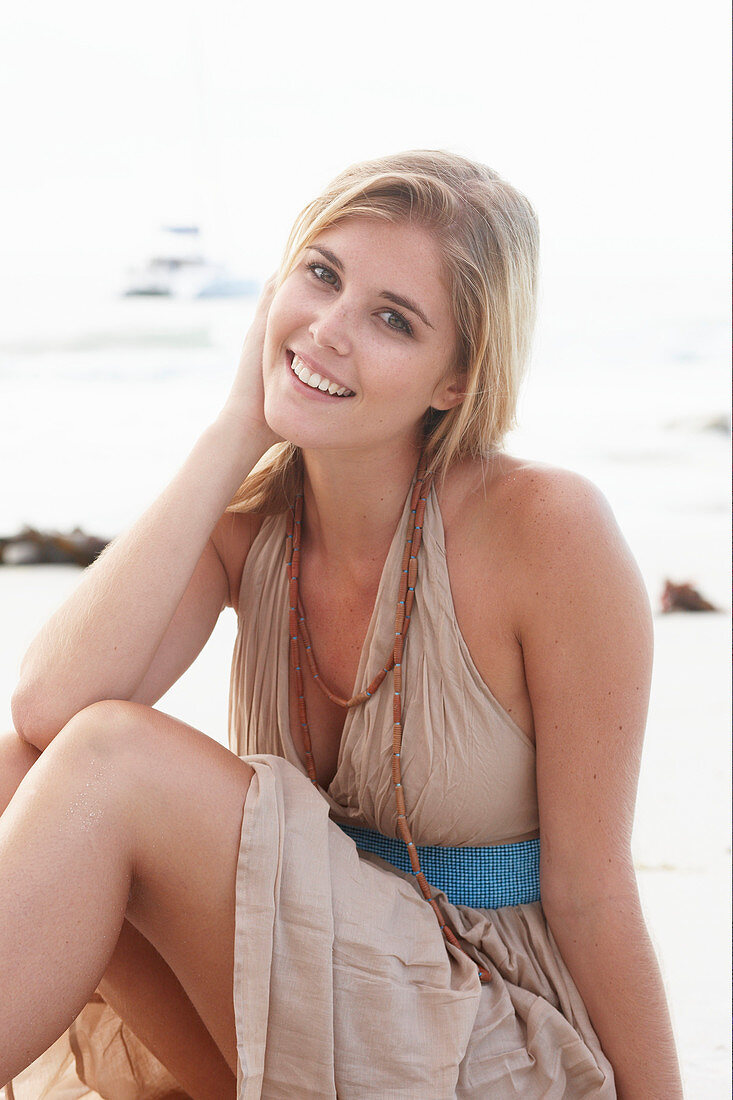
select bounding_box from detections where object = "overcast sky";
[1,0,729,312]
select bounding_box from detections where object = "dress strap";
[337,824,541,909]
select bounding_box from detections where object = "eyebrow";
[309,245,434,330]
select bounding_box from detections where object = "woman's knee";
[0,728,40,814]
[31,701,161,816]
[55,701,251,803]
[0,704,148,815]
[55,699,158,761]
[48,703,255,862]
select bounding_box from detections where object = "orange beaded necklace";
[286,455,491,984]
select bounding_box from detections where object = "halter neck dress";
[10,484,617,1099]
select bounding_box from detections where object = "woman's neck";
[299,444,422,578]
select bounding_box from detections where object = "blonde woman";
[1,152,682,1098]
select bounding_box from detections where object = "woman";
[1,151,682,1098]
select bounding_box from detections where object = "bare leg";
[0,703,254,1091]
[0,731,40,808]
[0,729,236,1099]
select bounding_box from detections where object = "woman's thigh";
[0,729,40,811]
[0,723,239,1096]
[98,919,236,1099]
[61,700,254,1077]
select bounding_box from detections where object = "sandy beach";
[0,547,729,1097]
[1,285,730,1097]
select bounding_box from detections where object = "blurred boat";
[123,226,258,299]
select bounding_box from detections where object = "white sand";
[0,560,729,1097]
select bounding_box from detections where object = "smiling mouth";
[289,352,355,397]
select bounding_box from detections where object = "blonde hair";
[228,149,539,515]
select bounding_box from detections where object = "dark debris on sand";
[660,580,720,613]
[0,527,110,567]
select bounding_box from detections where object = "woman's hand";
[217,275,283,455]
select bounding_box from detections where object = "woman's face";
[262,216,463,455]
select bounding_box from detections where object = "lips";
[288,350,355,397]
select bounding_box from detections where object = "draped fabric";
[9,483,616,1098]
[225,486,615,1097]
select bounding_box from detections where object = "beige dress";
[7,486,616,1099]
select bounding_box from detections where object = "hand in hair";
[218,275,283,452]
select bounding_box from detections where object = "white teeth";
[290,354,354,397]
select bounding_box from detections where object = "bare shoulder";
[449,454,624,555]
[486,456,622,560]
[434,456,652,746]
[444,451,615,541]
[441,453,649,629]
[210,509,268,610]
[470,460,656,901]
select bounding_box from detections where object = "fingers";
[247,275,278,334]
[259,273,279,307]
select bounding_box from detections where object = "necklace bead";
[286,456,491,984]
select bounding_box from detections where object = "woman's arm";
[515,469,683,1100]
[12,284,279,751]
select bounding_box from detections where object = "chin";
[263,405,340,452]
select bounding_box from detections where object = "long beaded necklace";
[286,455,491,984]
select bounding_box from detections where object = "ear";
[430,370,467,412]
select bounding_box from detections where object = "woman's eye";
[378,309,413,336]
[307,262,339,286]
[306,261,412,336]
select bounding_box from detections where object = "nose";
[308,299,352,356]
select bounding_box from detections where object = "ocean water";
[1,267,729,594]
